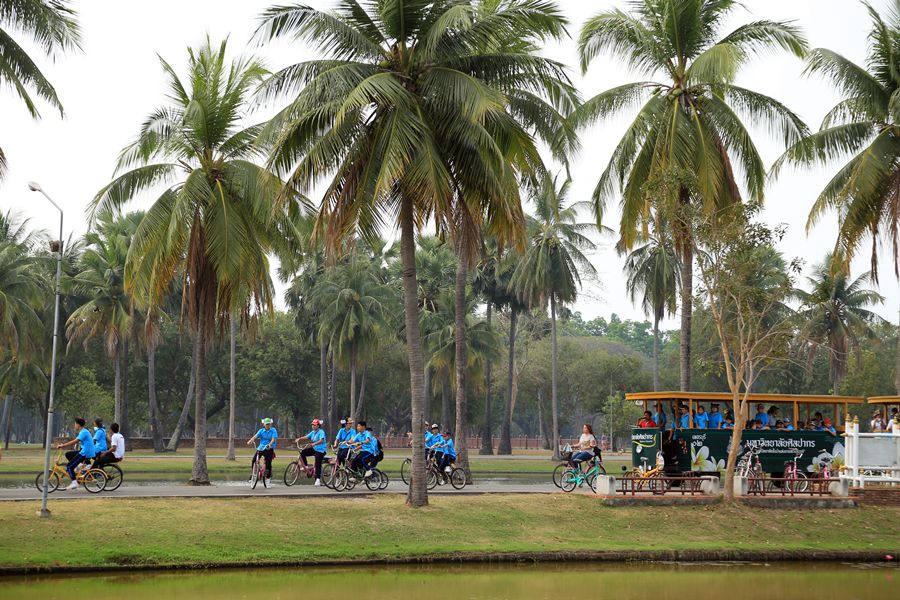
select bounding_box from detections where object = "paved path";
[0,480,567,502]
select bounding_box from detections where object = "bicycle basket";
[560,451,573,462]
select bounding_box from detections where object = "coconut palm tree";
[66,210,143,437]
[577,0,808,391]
[255,0,574,507]
[622,233,680,391]
[313,257,391,420]
[91,40,296,484]
[774,1,900,280]
[0,0,80,178]
[0,211,44,361]
[512,174,597,460]
[795,253,886,395]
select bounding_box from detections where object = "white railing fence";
[842,417,900,488]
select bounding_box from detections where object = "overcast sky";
[1,0,897,328]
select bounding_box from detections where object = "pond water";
[1,563,897,600]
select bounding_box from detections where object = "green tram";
[627,392,864,475]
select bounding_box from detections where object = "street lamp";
[28,182,63,518]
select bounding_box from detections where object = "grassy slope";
[0,495,896,569]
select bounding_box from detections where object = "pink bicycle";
[782,449,809,493]
[250,450,269,489]
[283,442,337,487]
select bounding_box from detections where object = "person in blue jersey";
[332,418,355,467]
[677,405,691,429]
[652,405,668,430]
[366,426,384,468]
[426,423,440,453]
[694,405,709,429]
[821,418,837,436]
[708,404,723,430]
[433,431,457,473]
[247,418,278,485]
[754,404,769,427]
[91,418,108,457]
[722,414,735,429]
[295,419,328,486]
[55,417,97,490]
[347,420,377,477]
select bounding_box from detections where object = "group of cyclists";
[247,416,387,487]
[54,417,125,490]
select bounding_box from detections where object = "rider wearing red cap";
[295,419,328,486]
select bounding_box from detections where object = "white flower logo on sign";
[807,441,845,473]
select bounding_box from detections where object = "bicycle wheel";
[378,470,390,490]
[35,471,60,493]
[283,462,301,486]
[647,472,667,495]
[332,469,348,492]
[250,463,260,489]
[345,470,358,491]
[321,462,336,489]
[427,469,438,490]
[400,458,412,485]
[102,464,123,491]
[560,469,579,493]
[787,471,808,493]
[552,463,567,488]
[449,468,466,490]
[82,469,107,494]
[365,470,382,491]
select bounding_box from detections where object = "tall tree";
[0,0,80,178]
[512,174,597,460]
[622,233,680,390]
[775,1,900,280]
[257,0,575,506]
[795,253,886,395]
[92,40,294,484]
[577,0,808,391]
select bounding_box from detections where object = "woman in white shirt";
[570,424,597,472]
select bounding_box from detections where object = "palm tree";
[0,0,80,178]
[66,210,143,437]
[92,40,295,484]
[577,0,808,391]
[774,1,900,280]
[512,174,597,460]
[256,0,573,507]
[0,240,43,362]
[622,233,680,391]
[313,257,391,420]
[796,253,886,395]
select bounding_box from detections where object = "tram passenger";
[708,404,723,430]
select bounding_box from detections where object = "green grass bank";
[0,495,896,572]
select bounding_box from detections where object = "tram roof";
[625,391,865,405]
[867,396,900,405]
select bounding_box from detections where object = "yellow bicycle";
[621,451,668,494]
[35,450,108,494]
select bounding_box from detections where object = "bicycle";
[554,451,606,488]
[736,446,768,492]
[283,442,321,486]
[815,449,834,479]
[335,448,385,492]
[431,460,467,490]
[93,461,124,492]
[781,449,809,493]
[621,451,668,494]
[400,451,439,489]
[249,450,270,489]
[560,455,606,493]
[35,450,107,494]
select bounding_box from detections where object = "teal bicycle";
[560,456,606,493]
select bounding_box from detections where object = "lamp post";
[28,182,63,518]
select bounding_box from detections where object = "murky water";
[1,563,896,599]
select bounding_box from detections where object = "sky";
[1,0,897,328]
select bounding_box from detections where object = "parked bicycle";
[621,451,667,494]
[781,449,809,493]
[736,447,769,492]
[35,450,107,494]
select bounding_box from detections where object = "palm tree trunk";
[190,307,209,485]
[226,317,237,461]
[678,187,693,392]
[652,316,660,392]
[550,295,561,461]
[320,342,328,425]
[895,308,900,395]
[1,394,12,450]
[113,346,122,425]
[121,338,130,438]
[441,372,451,430]
[147,339,165,453]
[498,308,517,455]
[350,346,358,420]
[357,365,368,418]
[166,359,195,452]
[423,366,432,426]
[453,244,470,479]
[400,193,428,507]
[480,302,494,455]
[329,353,337,418]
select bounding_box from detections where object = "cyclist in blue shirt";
[333,418,355,467]
[55,417,97,490]
[92,418,108,455]
[347,420,376,477]
[295,419,328,486]
[708,404,723,430]
[434,431,457,472]
[247,418,278,484]
[425,423,440,453]
[694,405,709,429]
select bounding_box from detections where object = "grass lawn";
[0,495,896,569]
[0,446,630,485]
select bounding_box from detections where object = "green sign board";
[631,428,845,474]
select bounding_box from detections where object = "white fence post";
[843,417,859,488]
[893,418,900,487]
